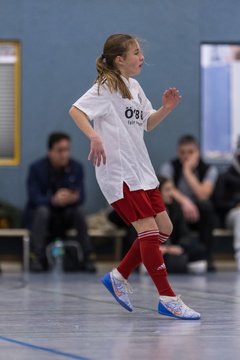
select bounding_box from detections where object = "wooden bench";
[190,228,233,238]
[0,227,127,272]
[66,228,126,261]
[0,229,30,272]
[213,228,233,237]
[1,227,231,271]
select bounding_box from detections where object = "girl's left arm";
[147,88,182,131]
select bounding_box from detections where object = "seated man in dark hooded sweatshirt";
[159,135,218,271]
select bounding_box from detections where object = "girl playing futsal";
[69,34,200,320]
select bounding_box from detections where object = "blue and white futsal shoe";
[158,295,201,320]
[101,271,133,312]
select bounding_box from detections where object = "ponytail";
[95,34,137,100]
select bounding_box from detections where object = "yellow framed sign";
[0,41,20,165]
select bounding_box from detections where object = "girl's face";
[116,41,144,78]
[161,180,174,205]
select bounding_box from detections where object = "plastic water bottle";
[51,239,64,273]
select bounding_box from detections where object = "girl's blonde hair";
[96,34,138,99]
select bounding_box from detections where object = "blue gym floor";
[1,268,240,360]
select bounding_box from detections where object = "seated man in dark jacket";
[159,135,218,271]
[25,132,95,272]
[214,138,240,271]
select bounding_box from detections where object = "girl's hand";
[162,87,182,110]
[88,136,106,166]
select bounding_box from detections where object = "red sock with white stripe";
[117,238,141,279]
[159,232,170,244]
[139,230,176,296]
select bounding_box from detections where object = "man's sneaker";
[158,295,201,320]
[30,253,49,272]
[101,272,133,312]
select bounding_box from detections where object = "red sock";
[139,230,176,296]
[159,231,170,244]
[117,237,141,279]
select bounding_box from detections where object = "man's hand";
[160,245,184,256]
[52,189,79,207]
[162,87,182,110]
[181,197,200,222]
[183,152,199,172]
[88,136,106,167]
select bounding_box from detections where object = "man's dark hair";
[48,132,71,150]
[158,176,172,190]
[178,134,199,147]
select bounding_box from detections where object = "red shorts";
[111,183,166,226]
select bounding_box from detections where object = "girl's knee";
[156,211,173,235]
[165,220,173,235]
[132,217,158,233]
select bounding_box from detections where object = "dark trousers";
[31,205,93,260]
[188,200,215,262]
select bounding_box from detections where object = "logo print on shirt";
[125,107,143,126]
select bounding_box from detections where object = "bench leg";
[23,235,30,272]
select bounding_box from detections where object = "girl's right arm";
[69,106,106,166]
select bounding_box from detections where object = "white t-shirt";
[73,76,159,204]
